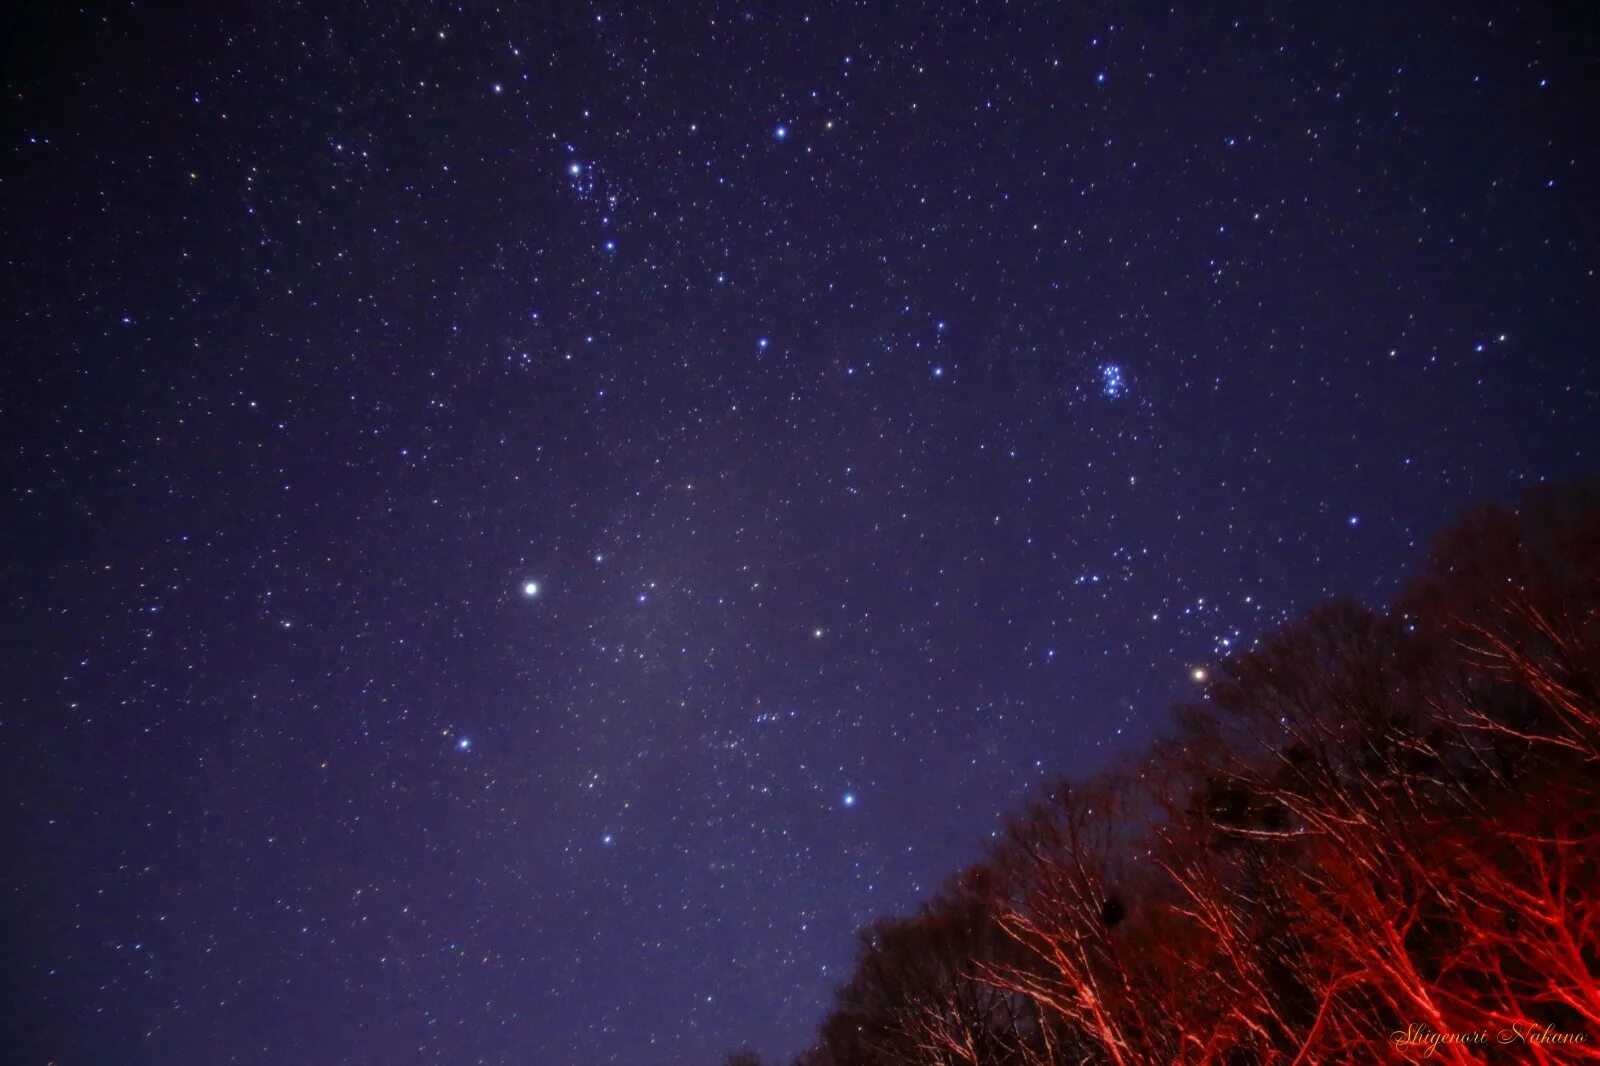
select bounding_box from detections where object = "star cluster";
[3,3,1594,1064]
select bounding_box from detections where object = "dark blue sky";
[4,2,1594,1063]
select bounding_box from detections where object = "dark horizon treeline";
[723,484,1600,1065]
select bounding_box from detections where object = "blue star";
[456,737,472,752]
[774,125,788,140]
[1100,364,1127,399]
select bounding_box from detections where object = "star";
[1100,363,1127,399]
[14,7,1591,1064]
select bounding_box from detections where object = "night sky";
[3,2,1595,1063]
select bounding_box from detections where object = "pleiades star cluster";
[2,3,1594,1063]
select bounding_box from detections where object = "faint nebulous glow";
[8,6,1592,1066]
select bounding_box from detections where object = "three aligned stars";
[502,573,1197,804]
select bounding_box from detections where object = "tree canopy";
[728,484,1600,1065]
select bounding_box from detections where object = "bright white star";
[1101,363,1127,399]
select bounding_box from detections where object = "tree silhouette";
[721,484,1600,1065]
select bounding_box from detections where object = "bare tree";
[777,485,1600,1066]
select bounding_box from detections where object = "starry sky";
[3,2,1595,1064]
